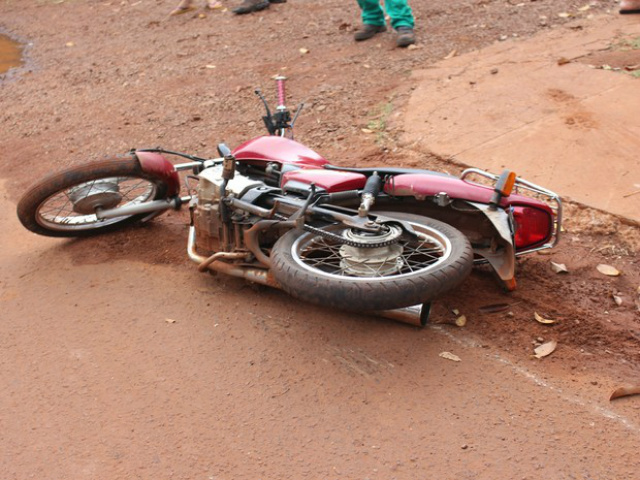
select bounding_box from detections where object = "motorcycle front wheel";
[270,213,473,312]
[17,156,171,237]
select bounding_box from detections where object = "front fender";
[135,151,180,197]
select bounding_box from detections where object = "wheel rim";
[290,222,452,281]
[35,176,158,231]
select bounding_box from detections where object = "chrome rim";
[290,222,452,281]
[35,176,157,231]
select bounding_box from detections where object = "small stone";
[461,444,469,450]
[490,68,499,75]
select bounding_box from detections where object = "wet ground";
[0,33,22,74]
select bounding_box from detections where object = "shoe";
[619,0,640,13]
[396,26,415,47]
[232,0,269,14]
[354,24,387,42]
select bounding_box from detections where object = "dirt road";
[1,1,639,478]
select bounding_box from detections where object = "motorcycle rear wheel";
[17,156,171,237]
[270,213,473,311]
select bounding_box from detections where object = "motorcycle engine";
[195,165,265,254]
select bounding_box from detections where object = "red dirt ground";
[1,1,639,479]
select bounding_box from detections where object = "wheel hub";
[68,179,123,214]
[339,226,403,277]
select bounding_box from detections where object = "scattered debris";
[597,264,621,277]
[533,340,557,358]
[439,351,461,362]
[444,49,458,60]
[479,303,510,314]
[534,312,556,325]
[550,261,569,274]
[610,386,640,401]
[455,315,467,327]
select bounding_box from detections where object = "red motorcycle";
[16,77,561,325]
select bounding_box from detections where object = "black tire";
[270,212,473,311]
[17,156,171,237]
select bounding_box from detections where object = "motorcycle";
[16,77,562,326]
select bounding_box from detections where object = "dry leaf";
[299,48,309,54]
[534,312,556,325]
[550,261,568,274]
[205,64,216,69]
[578,5,590,11]
[597,264,620,277]
[610,386,640,401]
[444,49,458,60]
[455,315,467,327]
[165,318,177,324]
[558,12,571,18]
[534,340,557,358]
[479,303,510,314]
[361,128,373,134]
[439,351,461,362]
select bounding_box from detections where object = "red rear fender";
[135,151,180,197]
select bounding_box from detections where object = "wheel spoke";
[292,223,450,280]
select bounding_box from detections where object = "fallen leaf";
[299,48,309,54]
[558,12,571,18]
[534,340,557,358]
[479,303,510,314]
[610,386,640,401]
[361,128,373,134]
[597,264,620,277]
[205,64,216,69]
[534,312,556,325]
[444,49,458,60]
[550,261,568,274]
[455,315,467,327]
[452,308,460,315]
[439,351,461,362]
[165,318,177,324]
[578,5,590,11]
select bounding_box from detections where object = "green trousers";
[357,0,414,29]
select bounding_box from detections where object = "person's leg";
[384,0,415,47]
[354,0,387,41]
[384,0,414,29]
[357,0,386,26]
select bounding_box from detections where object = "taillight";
[512,206,552,249]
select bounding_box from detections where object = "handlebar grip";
[275,76,287,107]
[363,172,382,197]
[324,190,360,203]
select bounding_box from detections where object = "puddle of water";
[0,34,24,74]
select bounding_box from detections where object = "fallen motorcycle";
[16,77,561,325]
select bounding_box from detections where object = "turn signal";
[496,170,517,196]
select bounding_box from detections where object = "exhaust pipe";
[188,226,430,327]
